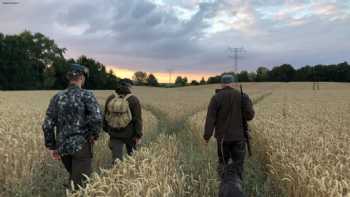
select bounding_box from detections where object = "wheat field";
[0,83,349,197]
[250,83,350,197]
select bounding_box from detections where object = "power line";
[166,68,174,84]
[228,46,246,73]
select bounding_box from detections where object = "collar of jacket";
[222,86,233,90]
[68,83,82,89]
[215,86,233,93]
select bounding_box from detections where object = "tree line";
[0,31,349,90]
[149,62,350,87]
[0,31,125,90]
[205,63,350,84]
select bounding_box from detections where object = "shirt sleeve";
[242,93,255,121]
[129,96,143,138]
[204,95,218,140]
[42,95,58,150]
[85,92,103,138]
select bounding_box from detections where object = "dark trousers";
[109,138,136,163]
[61,142,92,188]
[217,140,246,179]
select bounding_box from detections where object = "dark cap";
[68,64,89,78]
[115,80,132,95]
[221,74,236,84]
[119,79,132,88]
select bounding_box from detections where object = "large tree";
[0,31,65,90]
[237,71,250,82]
[207,75,221,84]
[175,76,188,86]
[190,80,200,86]
[200,77,206,85]
[133,71,148,85]
[256,67,270,82]
[269,64,296,82]
[295,65,313,81]
[76,55,108,89]
[147,74,159,87]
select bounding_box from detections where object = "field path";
[140,91,275,197]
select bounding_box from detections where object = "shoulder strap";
[124,94,133,100]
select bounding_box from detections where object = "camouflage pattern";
[42,84,103,156]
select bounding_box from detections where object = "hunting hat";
[221,74,236,84]
[68,64,89,78]
[118,79,132,88]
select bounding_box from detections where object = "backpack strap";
[124,94,133,100]
[112,92,133,100]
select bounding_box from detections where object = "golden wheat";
[68,135,187,197]
[1,83,349,197]
[251,83,350,197]
[0,91,158,196]
[70,84,268,197]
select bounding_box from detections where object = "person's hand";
[49,149,61,160]
[134,137,141,145]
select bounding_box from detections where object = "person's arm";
[42,95,58,150]
[129,96,143,138]
[204,95,218,141]
[242,93,255,121]
[85,92,103,140]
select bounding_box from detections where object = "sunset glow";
[106,66,218,83]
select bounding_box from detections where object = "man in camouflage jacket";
[42,64,103,188]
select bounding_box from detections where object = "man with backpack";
[103,80,143,163]
[42,64,103,189]
[204,74,255,195]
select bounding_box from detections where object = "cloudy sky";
[1,0,349,82]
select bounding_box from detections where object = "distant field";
[0,83,349,197]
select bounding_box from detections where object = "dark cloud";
[0,0,349,74]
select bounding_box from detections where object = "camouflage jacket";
[42,84,103,156]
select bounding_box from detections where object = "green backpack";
[105,93,133,129]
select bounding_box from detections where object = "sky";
[1,0,349,82]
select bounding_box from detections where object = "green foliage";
[175,76,188,86]
[200,77,206,85]
[248,72,257,82]
[133,71,148,85]
[206,62,350,84]
[207,75,221,84]
[190,80,200,86]
[0,31,121,90]
[269,64,296,82]
[0,31,65,90]
[1,31,349,90]
[147,74,159,87]
[256,67,270,82]
[237,70,250,82]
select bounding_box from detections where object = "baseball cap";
[221,74,236,84]
[69,64,89,78]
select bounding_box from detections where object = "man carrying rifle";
[204,74,255,181]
